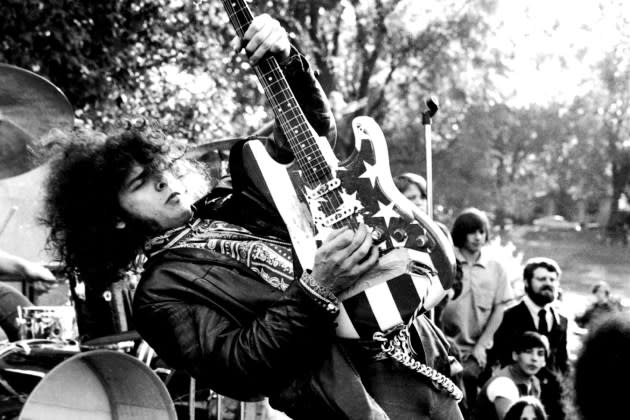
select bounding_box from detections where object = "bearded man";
[489,257,568,420]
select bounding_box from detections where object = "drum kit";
[0,65,273,420]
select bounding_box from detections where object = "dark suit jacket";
[490,300,569,375]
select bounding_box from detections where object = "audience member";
[503,396,548,420]
[0,249,57,341]
[490,257,568,420]
[393,172,461,302]
[394,172,428,213]
[574,280,623,331]
[441,208,515,412]
[574,312,630,420]
[475,331,548,420]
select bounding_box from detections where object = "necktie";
[538,308,548,334]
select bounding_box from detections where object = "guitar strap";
[374,310,464,402]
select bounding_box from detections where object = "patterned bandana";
[146,218,294,292]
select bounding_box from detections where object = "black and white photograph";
[0,1,628,419]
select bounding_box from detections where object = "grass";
[501,227,629,300]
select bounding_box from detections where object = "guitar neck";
[222,0,331,184]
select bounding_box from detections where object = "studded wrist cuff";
[298,270,340,316]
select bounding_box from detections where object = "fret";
[296,153,328,171]
[225,13,251,37]
[261,78,287,94]
[225,0,332,182]
[271,95,300,115]
[279,112,307,129]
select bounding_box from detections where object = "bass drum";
[0,339,80,420]
[19,349,176,420]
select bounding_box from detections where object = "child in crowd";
[503,396,548,420]
[474,332,548,420]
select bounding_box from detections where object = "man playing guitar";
[43,13,463,419]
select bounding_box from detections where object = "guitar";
[222,0,457,340]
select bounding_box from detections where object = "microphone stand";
[421,97,439,220]
[421,97,439,320]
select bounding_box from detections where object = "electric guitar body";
[222,0,457,339]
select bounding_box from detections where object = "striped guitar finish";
[222,0,457,339]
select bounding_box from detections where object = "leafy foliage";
[1,0,628,226]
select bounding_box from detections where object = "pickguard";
[243,117,456,338]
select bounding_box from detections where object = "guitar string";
[264,66,357,231]
[223,1,332,179]
[225,2,355,232]
[255,59,349,225]
[220,2,326,183]
[224,0,356,231]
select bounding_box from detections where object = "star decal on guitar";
[358,160,378,188]
[372,200,399,228]
[339,189,364,217]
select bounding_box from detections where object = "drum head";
[19,349,176,420]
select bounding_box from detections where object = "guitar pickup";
[305,178,341,200]
[321,202,359,227]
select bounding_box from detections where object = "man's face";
[526,266,558,306]
[463,229,485,253]
[594,287,609,304]
[403,184,427,213]
[118,163,195,233]
[512,347,546,377]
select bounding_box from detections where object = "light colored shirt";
[523,294,560,331]
[486,376,520,403]
[441,247,515,355]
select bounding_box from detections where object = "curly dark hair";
[41,124,179,291]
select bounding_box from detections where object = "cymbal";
[0,63,73,179]
[0,118,38,179]
[184,120,275,160]
[184,137,245,159]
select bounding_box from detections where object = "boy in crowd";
[475,331,548,420]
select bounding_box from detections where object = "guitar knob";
[392,229,408,243]
[414,234,428,248]
[371,227,386,243]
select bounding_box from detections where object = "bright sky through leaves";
[488,0,630,106]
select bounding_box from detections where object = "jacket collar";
[523,294,560,326]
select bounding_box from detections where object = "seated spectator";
[575,280,623,330]
[475,331,548,420]
[574,312,630,420]
[504,396,548,420]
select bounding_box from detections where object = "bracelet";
[298,270,340,315]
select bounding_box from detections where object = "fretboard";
[222,0,332,185]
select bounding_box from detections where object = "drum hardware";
[16,305,77,341]
[80,330,141,354]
